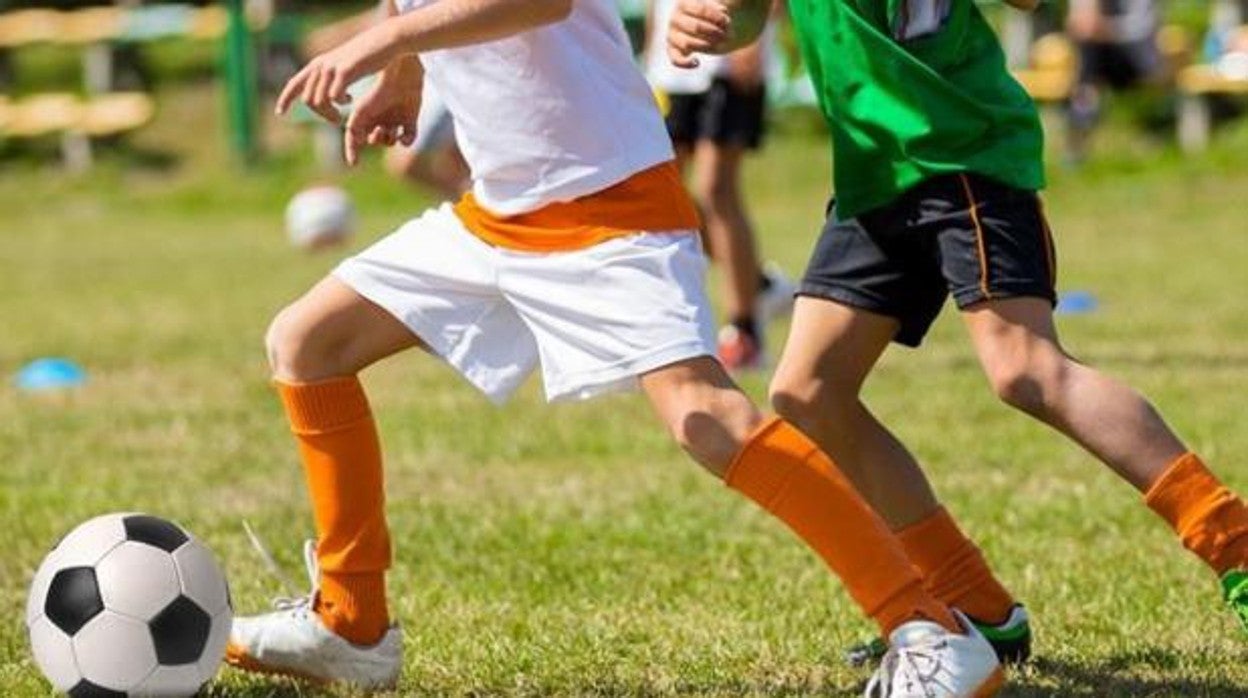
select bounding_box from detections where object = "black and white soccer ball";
[26,513,232,697]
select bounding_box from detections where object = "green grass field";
[3,83,1248,696]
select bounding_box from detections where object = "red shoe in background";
[717,325,764,372]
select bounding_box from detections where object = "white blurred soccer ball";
[285,185,355,250]
[26,513,232,697]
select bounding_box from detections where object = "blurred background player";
[305,2,468,201]
[1065,0,1164,159]
[644,0,794,371]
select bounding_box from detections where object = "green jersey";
[786,0,1045,218]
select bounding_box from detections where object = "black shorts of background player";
[1065,0,1165,160]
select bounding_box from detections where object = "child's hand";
[343,58,423,166]
[666,0,732,69]
[276,23,403,124]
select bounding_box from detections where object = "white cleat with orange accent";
[227,597,401,689]
[225,538,401,689]
[863,611,1004,698]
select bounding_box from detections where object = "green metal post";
[223,0,259,164]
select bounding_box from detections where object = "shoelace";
[862,637,951,698]
[243,521,319,615]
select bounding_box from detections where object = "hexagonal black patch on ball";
[149,595,210,665]
[45,567,104,635]
[68,678,126,697]
[123,515,188,553]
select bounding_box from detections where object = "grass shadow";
[1005,651,1248,697]
[202,647,1248,696]
[203,678,342,698]
[204,690,315,698]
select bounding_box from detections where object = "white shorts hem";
[544,340,714,403]
[331,264,519,405]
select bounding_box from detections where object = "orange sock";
[1145,452,1248,575]
[277,377,391,645]
[726,417,957,635]
[897,507,1016,624]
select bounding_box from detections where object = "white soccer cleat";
[225,538,402,689]
[863,611,1004,698]
[757,261,797,325]
[226,602,401,689]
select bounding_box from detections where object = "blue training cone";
[14,358,88,392]
[1056,290,1099,315]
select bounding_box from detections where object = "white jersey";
[643,0,776,95]
[396,0,674,215]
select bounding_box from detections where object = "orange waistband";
[453,161,700,252]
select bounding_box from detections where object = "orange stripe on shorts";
[958,174,992,300]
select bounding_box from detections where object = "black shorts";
[1078,39,1163,89]
[800,173,1058,347]
[665,77,767,150]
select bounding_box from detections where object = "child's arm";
[386,0,572,53]
[277,0,573,119]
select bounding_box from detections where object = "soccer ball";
[26,513,232,697]
[285,185,355,250]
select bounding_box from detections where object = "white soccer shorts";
[333,203,716,403]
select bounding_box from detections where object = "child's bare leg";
[963,297,1248,577]
[640,356,960,636]
[770,297,1019,626]
[267,276,423,382]
[264,277,421,642]
[962,297,1184,490]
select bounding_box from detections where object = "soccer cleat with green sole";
[846,605,1031,668]
[1222,570,1248,634]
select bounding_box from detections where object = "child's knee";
[984,348,1070,416]
[769,373,854,435]
[265,304,347,382]
[664,394,761,477]
[768,375,814,425]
